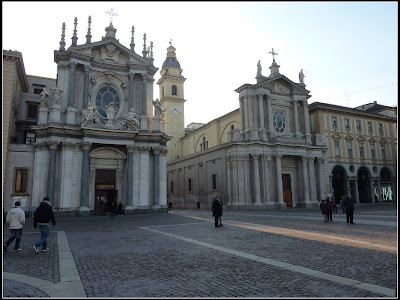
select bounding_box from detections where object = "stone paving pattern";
[2,203,397,297]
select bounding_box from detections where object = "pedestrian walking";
[327,196,334,221]
[4,201,25,252]
[196,201,201,210]
[212,197,222,227]
[319,199,328,223]
[168,201,172,211]
[33,197,56,253]
[343,192,355,224]
[117,201,124,216]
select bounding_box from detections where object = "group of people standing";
[212,197,223,227]
[320,192,355,224]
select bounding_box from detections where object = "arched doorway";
[358,167,372,203]
[380,168,393,201]
[332,165,347,204]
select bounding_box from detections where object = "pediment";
[69,39,149,66]
[89,147,127,160]
[257,75,310,96]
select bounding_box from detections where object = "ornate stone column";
[354,180,360,204]
[231,155,239,206]
[317,158,325,201]
[47,141,58,204]
[263,154,272,204]
[274,154,284,205]
[258,95,265,129]
[133,146,141,207]
[79,142,91,215]
[83,65,90,109]
[301,156,310,203]
[292,99,301,138]
[303,100,312,143]
[128,73,135,111]
[59,142,74,210]
[308,157,317,202]
[32,142,49,207]
[252,153,262,205]
[239,98,246,133]
[247,96,253,129]
[125,145,135,210]
[237,154,246,206]
[153,148,160,207]
[68,62,77,108]
[226,155,232,206]
[267,96,274,134]
[159,148,168,207]
[139,146,150,207]
[140,74,148,131]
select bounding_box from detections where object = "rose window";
[96,86,120,118]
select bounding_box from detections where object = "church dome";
[162,57,181,69]
[162,45,181,69]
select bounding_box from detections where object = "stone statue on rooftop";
[257,60,262,76]
[299,69,305,85]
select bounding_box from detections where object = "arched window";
[273,111,286,133]
[95,86,120,118]
[230,125,234,131]
[172,85,177,96]
[162,86,164,97]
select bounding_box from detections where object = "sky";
[3,2,398,127]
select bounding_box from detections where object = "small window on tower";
[172,85,177,96]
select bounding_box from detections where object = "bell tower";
[157,43,186,161]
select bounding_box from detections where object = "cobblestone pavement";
[3,202,397,298]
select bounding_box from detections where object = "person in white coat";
[4,201,25,252]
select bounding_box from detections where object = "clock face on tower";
[170,105,180,115]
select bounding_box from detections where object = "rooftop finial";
[59,22,66,51]
[150,41,153,59]
[71,17,78,46]
[169,38,173,47]
[130,26,135,52]
[142,33,147,58]
[86,16,92,44]
[105,7,118,25]
[269,48,278,62]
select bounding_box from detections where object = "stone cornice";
[3,50,29,92]
[309,102,397,122]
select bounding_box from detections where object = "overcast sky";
[3,2,398,126]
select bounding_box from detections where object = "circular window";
[273,111,286,133]
[95,86,120,118]
[349,165,355,173]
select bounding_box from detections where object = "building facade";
[164,56,330,210]
[309,102,397,204]
[3,17,170,215]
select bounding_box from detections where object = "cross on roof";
[105,8,119,24]
[269,48,278,62]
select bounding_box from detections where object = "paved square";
[3,203,397,297]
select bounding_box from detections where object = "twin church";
[3,16,396,215]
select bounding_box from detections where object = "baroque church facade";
[3,18,170,215]
[163,54,329,210]
[162,52,397,210]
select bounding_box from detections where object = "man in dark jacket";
[33,197,56,253]
[343,192,355,224]
[212,197,222,227]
